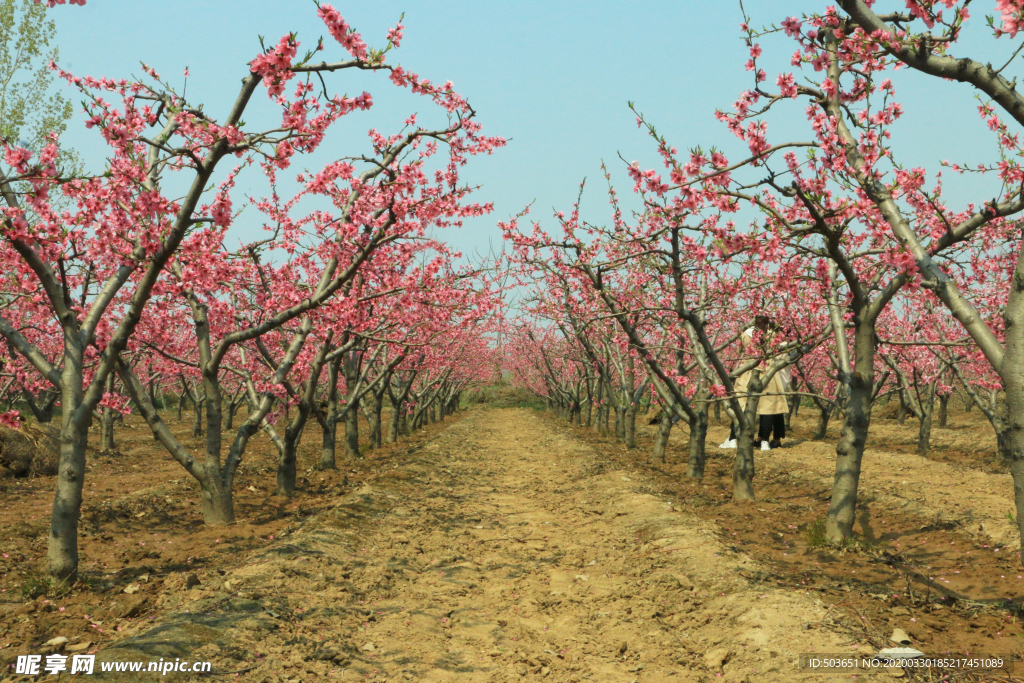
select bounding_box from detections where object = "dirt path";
[80,407,866,683]
[21,404,1016,683]
[77,409,864,683]
[255,408,856,682]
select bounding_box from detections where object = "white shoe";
[719,439,737,449]
[760,441,771,451]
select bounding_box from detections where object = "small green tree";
[0,0,75,160]
[0,0,76,433]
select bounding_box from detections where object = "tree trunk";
[191,396,203,437]
[583,380,593,428]
[22,389,58,423]
[917,381,937,455]
[388,398,402,443]
[917,410,933,455]
[99,411,114,452]
[100,372,116,453]
[999,252,1024,562]
[623,352,637,445]
[598,385,606,432]
[687,401,708,479]
[277,428,301,497]
[198,360,234,524]
[344,396,360,457]
[1010,453,1024,568]
[613,405,625,440]
[896,389,908,426]
[320,357,342,469]
[651,410,672,464]
[321,415,338,468]
[198,472,235,525]
[938,392,949,428]
[343,351,361,459]
[225,398,239,432]
[825,321,876,543]
[814,404,831,440]
[732,385,759,501]
[733,433,756,500]
[277,334,334,494]
[784,391,795,432]
[274,412,308,498]
[47,398,89,582]
[278,388,318,497]
[624,402,637,449]
[367,392,383,448]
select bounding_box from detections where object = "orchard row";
[7,0,1024,591]
[2,3,504,584]
[500,1,1024,564]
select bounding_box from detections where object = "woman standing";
[719,315,791,450]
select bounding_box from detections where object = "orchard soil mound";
[0,423,58,478]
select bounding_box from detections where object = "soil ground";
[0,403,1020,682]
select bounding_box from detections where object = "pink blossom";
[781,17,803,37]
[318,4,368,60]
[0,411,19,430]
[776,72,798,99]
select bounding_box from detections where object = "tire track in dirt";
[320,408,855,682]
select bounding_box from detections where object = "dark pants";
[757,414,786,443]
[731,415,786,442]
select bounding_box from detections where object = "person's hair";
[754,314,780,332]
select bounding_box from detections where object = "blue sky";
[46,0,1020,261]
